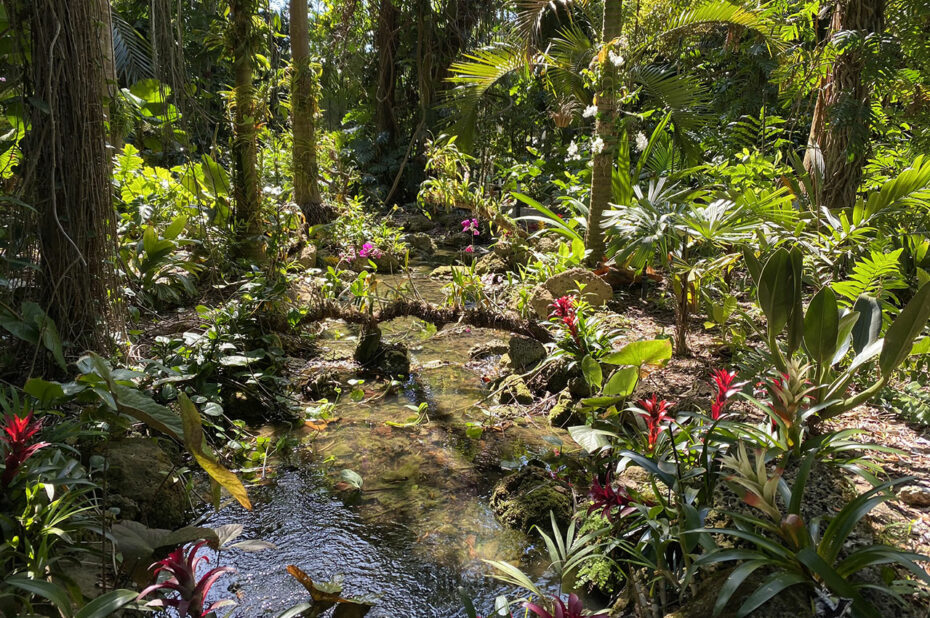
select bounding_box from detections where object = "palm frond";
[659,0,781,54]
[111,10,154,85]
[546,23,595,105]
[515,0,586,45]
[445,42,529,151]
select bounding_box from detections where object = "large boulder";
[528,285,555,320]
[544,268,612,306]
[508,335,547,371]
[475,253,508,275]
[406,232,435,256]
[490,464,573,532]
[102,438,188,529]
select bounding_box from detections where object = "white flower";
[591,136,605,154]
[583,105,598,118]
[567,140,579,158]
[609,50,624,67]
[634,132,648,153]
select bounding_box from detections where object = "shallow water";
[200,266,567,616]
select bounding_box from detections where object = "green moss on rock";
[489,464,572,532]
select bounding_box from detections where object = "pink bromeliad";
[136,541,235,618]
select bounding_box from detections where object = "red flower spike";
[1,412,50,487]
[636,395,673,450]
[137,540,235,618]
[709,369,745,420]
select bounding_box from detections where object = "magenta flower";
[461,218,480,236]
[588,473,635,522]
[137,541,235,617]
[465,245,474,253]
[1,411,49,487]
[709,369,744,420]
[357,242,383,259]
[526,594,608,618]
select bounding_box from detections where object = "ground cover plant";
[1,0,930,616]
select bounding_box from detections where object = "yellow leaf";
[178,393,252,510]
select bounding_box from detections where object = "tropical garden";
[1,0,930,616]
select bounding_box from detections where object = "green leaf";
[4,575,74,617]
[602,366,638,397]
[736,571,807,617]
[179,393,252,510]
[580,355,603,390]
[742,246,762,285]
[803,287,839,366]
[880,284,930,377]
[23,377,66,402]
[339,469,364,489]
[110,382,183,440]
[601,339,673,367]
[714,560,766,616]
[851,294,881,355]
[757,248,793,335]
[911,337,930,356]
[75,590,138,618]
[567,425,615,453]
[795,548,865,610]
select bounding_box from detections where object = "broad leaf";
[601,339,672,367]
[880,283,930,377]
[602,366,638,397]
[851,294,881,355]
[803,287,838,366]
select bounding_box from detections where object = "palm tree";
[446,0,777,264]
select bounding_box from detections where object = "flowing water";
[200,266,567,617]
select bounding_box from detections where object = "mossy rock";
[475,253,508,275]
[498,374,534,405]
[548,390,580,427]
[508,334,546,371]
[101,438,188,529]
[429,265,469,279]
[490,464,572,532]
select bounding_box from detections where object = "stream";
[199,265,567,617]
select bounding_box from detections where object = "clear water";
[200,267,567,616]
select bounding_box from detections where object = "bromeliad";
[635,395,672,451]
[709,369,745,420]
[136,540,235,618]
[1,411,49,488]
[525,593,608,618]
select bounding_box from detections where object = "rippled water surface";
[201,267,565,616]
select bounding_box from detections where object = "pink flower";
[465,245,474,253]
[461,218,479,236]
[526,594,608,618]
[1,412,49,487]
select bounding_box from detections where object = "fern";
[831,248,907,307]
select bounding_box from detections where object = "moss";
[490,465,572,532]
[548,390,580,427]
[498,374,534,405]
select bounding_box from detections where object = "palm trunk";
[290,0,329,224]
[27,0,121,355]
[585,0,622,266]
[96,0,122,152]
[229,0,264,259]
[803,0,884,211]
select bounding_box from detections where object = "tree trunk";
[229,0,264,259]
[374,0,399,138]
[585,0,623,267]
[96,0,122,152]
[803,0,884,211]
[289,0,329,224]
[26,0,121,355]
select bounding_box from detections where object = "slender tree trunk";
[229,0,264,259]
[289,0,329,224]
[803,0,884,211]
[27,0,121,355]
[585,0,622,267]
[374,0,399,138]
[96,0,122,152]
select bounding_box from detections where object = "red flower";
[526,594,608,618]
[550,295,580,339]
[588,473,635,521]
[636,395,672,450]
[709,369,744,420]
[1,412,49,487]
[137,541,235,617]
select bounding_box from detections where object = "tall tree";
[228,0,264,259]
[25,0,121,354]
[289,0,327,224]
[803,0,885,211]
[96,0,122,151]
[585,0,623,266]
[374,0,399,138]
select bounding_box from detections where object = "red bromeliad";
[525,594,609,618]
[550,295,584,351]
[136,540,235,618]
[1,412,49,488]
[709,369,745,420]
[636,395,672,451]
[588,473,635,522]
